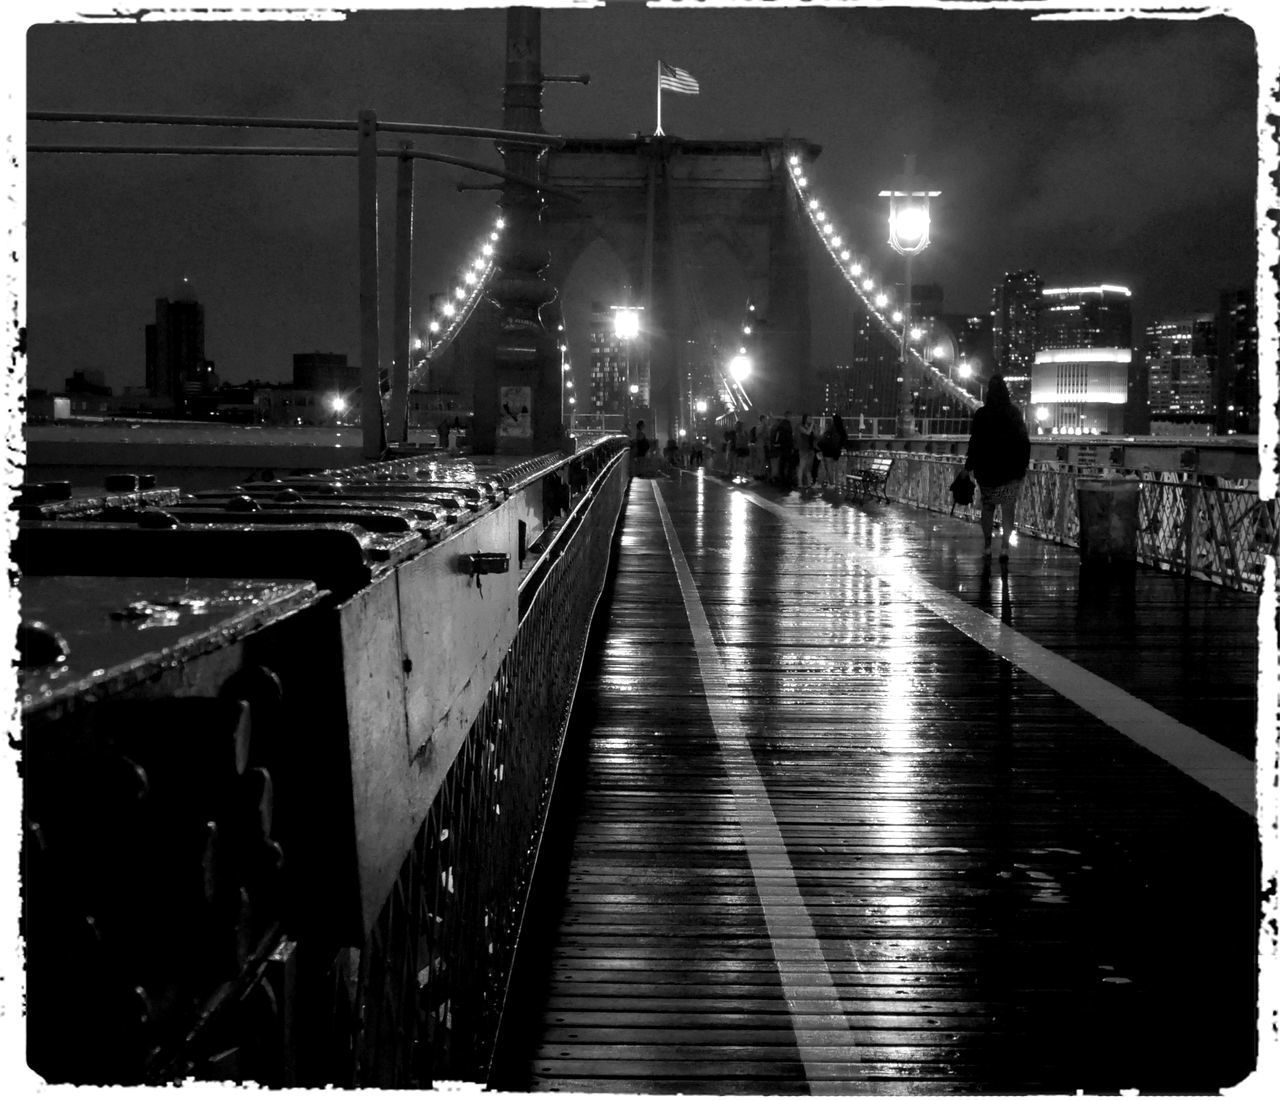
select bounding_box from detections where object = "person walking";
[771,412,795,488]
[818,413,847,488]
[796,413,818,496]
[963,375,1031,561]
[751,413,770,480]
[632,420,651,475]
[731,418,750,482]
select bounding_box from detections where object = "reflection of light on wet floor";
[650,481,867,1085]
[694,468,706,547]
[726,489,749,607]
[736,483,1255,817]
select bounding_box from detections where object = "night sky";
[17,1,1269,397]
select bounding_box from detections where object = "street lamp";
[728,354,752,383]
[626,381,639,431]
[880,155,940,437]
[613,305,643,430]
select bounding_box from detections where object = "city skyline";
[14,2,1270,404]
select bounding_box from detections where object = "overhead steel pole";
[389,141,415,445]
[358,109,383,459]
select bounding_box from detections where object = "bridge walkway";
[492,466,1261,1094]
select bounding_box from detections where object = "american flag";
[659,61,700,95]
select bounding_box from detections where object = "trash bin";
[1076,477,1141,565]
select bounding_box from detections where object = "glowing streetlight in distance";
[695,399,707,414]
[958,361,973,379]
[614,307,641,340]
[893,203,928,247]
[910,327,924,341]
[728,354,751,382]
[1036,406,1050,423]
[629,383,639,396]
[891,310,904,324]
[328,394,347,413]
[932,344,948,359]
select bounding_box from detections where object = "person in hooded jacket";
[963,375,1031,561]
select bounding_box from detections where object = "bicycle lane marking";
[734,484,1255,819]
[651,479,870,1093]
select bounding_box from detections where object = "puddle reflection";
[977,559,1015,625]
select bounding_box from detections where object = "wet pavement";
[494,467,1261,1094]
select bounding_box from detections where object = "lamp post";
[880,155,940,437]
[614,305,642,432]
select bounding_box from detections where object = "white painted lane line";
[651,481,868,1092]
[734,485,1256,819]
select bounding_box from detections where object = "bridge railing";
[345,438,630,1084]
[17,435,631,1089]
[847,443,1274,593]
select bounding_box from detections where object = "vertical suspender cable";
[389,141,415,445]
[358,109,385,459]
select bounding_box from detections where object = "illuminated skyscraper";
[1216,289,1258,434]
[991,270,1042,409]
[587,301,627,414]
[1145,316,1216,433]
[849,305,902,425]
[1031,284,1132,435]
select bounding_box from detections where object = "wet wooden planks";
[492,471,1259,1095]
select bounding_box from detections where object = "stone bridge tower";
[541,137,821,438]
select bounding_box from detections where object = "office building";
[849,304,903,424]
[145,280,216,414]
[588,301,643,415]
[991,270,1042,408]
[1145,316,1216,433]
[1031,284,1132,435]
[1216,289,1258,434]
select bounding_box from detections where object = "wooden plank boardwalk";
[492,468,1262,1095]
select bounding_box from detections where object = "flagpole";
[655,60,663,136]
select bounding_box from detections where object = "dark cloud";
[16,4,1264,393]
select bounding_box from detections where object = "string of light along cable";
[784,150,977,410]
[409,213,505,388]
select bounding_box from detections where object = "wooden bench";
[844,455,894,503]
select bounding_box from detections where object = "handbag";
[949,469,975,513]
